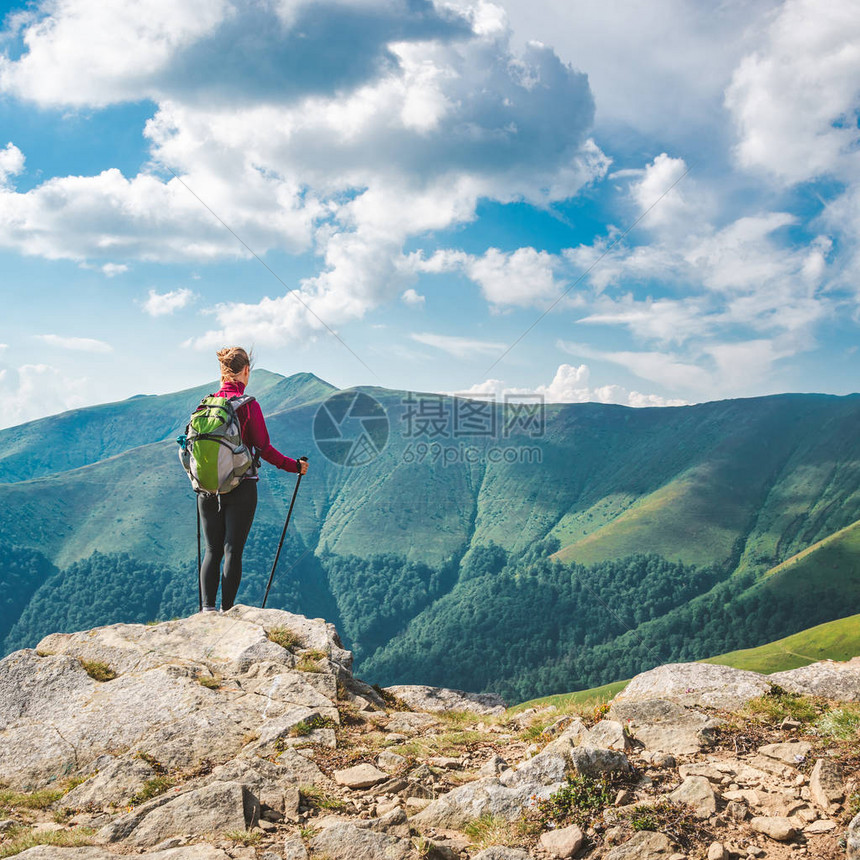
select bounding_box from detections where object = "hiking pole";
[196,498,203,612]
[262,457,307,609]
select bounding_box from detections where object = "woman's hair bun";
[217,347,252,379]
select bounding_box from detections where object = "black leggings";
[198,480,257,610]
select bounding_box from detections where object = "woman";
[198,347,308,612]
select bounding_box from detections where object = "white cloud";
[411,332,507,359]
[0,364,89,429]
[501,0,779,142]
[0,0,604,350]
[401,288,425,307]
[142,287,195,316]
[0,142,24,187]
[458,362,689,407]
[725,0,860,185]
[559,336,802,400]
[466,247,561,309]
[101,263,128,277]
[36,334,113,353]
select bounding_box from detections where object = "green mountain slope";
[516,611,860,711]
[2,374,860,699]
[0,370,335,484]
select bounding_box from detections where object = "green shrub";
[531,773,619,829]
[130,775,175,805]
[289,715,337,737]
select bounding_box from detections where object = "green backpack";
[178,394,258,494]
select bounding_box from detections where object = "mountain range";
[2,369,860,701]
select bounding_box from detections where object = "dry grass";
[0,826,97,858]
[267,627,303,651]
[463,814,529,850]
[78,659,116,682]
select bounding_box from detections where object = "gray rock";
[14,846,231,860]
[412,777,556,829]
[310,821,413,860]
[667,776,718,819]
[471,850,533,860]
[769,657,860,701]
[706,843,728,860]
[847,811,860,860]
[383,684,506,715]
[478,755,509,777]
[334,763,389,789]
[508,750,568,786]
[61,754,157,810]
[614,662,771,710]
[809,758,844,811]
[609,698,721,755]
[99,780,253,847]
[585,720,629,751]
[0,609,349,789]
[603,831,674,858]
[378,750,408,773]
[283,836,310,860]
[569,745,631,777]
[539,823,585,857]
[749,815,798,841]
[385,712,439,734]
[757,741,812,766]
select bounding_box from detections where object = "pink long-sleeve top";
[214,380,299,474]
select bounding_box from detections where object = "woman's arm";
[242,400,300,473]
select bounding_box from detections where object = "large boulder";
[98,780,255,847]
[310,822,414,860]
[0,608,348,789]
[847,811,860,860]
[604,832,674,858]
[614,662,771,710]
[411,777,557,829]
[609,699,722,755]
[769,657,860,701]
[384,684,506,715]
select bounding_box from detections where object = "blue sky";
[1,0,859,427]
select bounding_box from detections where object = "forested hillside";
[2,371,860,701]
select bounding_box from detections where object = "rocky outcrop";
[384,685,506,715]
[769,656,860,701]
[612,662,772,710]
[1,613,859,860]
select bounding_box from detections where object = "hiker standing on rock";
[183,347,308,612]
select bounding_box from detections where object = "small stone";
[258,819,276,831]
[757,742,812,767]
[539,823,585,858]
[604,831,674,858]
[377,750,407,773]
[726,801,748,821]
[808,758,844,811]
[605,826,625,844]
[804,819,836,833]
[404,796,432,814]
[750,815,798,841]
[746,847,766,858]
[334,763,389,789]
[284,836,308,860]
[668,775,718,819]
[375,800,401,817]
[707,842,728,860]
[0,820,16,833]
[31,822,65,833]
[478,755,509,777]
[615,789,634,806]
[429,756,461,769]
